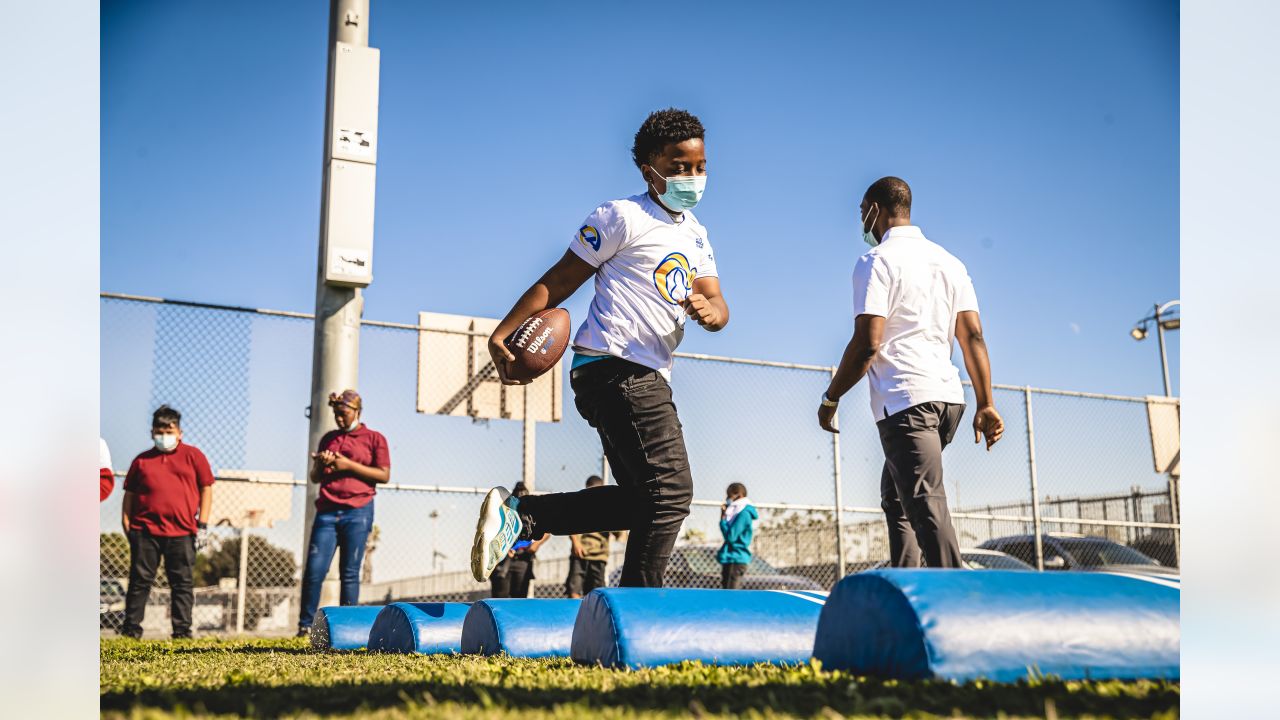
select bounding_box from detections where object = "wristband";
[820,391,839,408]
[197,521,207,530]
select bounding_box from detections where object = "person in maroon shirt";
[297,389,391,636]
[119,405,215,639]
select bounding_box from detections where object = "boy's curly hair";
[631,108,705,168]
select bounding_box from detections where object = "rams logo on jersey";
[653,252,697,305]
[578,225,601,251]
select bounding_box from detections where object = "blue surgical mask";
[649,169,706,212]
[861,205,880,248]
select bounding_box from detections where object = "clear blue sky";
[102,0,1179,397]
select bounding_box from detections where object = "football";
[503,307,571,382]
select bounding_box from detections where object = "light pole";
[1130,300,1180,396]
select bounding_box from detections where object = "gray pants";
[877,401,966,569]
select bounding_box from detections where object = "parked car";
[101,578,126,629]
[855,548,1034,572]
[978,533,1171,574]
[607,546,824,591]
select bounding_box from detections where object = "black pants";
[878,401,966,569]
[490,554,535,598]
[519,358,694,587]
[122,530,196,638]
[565,556,608,597]
[721,562,748,589]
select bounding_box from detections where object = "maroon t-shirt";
[316,425,390,512]
[124,443,216,537]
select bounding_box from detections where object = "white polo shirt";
[568,193,718,379]
[852,225,979,421]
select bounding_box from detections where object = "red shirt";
[316,425,390,512]
[124,443,216,536]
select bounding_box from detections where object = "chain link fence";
[100,293,1180,635]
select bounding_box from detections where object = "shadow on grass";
[101,674,1179,719]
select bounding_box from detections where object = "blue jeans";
[298,500,374,629]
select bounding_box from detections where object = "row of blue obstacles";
[312,569,1180,681]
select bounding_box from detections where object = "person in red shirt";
[297,389,391,636]
[119,405,215,639]
[100,437,115,501]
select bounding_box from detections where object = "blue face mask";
[649,169,706,212]
[861,205,880,248]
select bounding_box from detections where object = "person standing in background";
[717,483,757,589]
[297,390,391,637]
[119,405,215,639]
[565,475,625,598]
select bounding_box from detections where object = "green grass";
[100,638,1178,719]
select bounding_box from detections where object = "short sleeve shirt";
[853,226,980,421]
[568,193,718,379]
[124,443,216,536]
[315,425,391,512]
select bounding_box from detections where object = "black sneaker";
[296,627,310,638]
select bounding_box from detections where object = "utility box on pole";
[324,42,379,287]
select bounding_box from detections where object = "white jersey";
[568,193,719,379]
[99,437,113,471]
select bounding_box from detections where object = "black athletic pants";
[490,554,535,598]
[720,562,748,589]
[122,529,197,638]
[519,357,694,587]
[877,401,966,569]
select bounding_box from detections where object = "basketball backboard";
[416,311,562,422]
[1145,397,1180,478]
[209,470,295,529]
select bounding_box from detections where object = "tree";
[193,535,298,588]
[100,533,130,578]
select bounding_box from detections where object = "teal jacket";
[717,504,758,565]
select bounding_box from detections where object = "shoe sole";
[471,487,505,582]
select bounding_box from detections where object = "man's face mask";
[861,204,880,248]
[649,168,706,212]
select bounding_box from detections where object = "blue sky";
[102,0,1179,397]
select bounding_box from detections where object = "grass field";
[100,638,1178,719]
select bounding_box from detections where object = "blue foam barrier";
[311,605,385,651]
[571,588,829,668]
[460,599,581,658]
[367,602,471,654]
[812,569,1180,682]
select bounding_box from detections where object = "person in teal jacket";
[717,483,757,589]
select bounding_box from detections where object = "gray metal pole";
[1025,386,1045,570]
[236,528,249,634]
[830,368,847,580]
[522,387,536,491]
[1155,303,1172,397]
[304,0,373,578]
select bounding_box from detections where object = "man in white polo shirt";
[818,176,1004,568]
[470,108,729,586]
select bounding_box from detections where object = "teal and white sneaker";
[471,486,523,582]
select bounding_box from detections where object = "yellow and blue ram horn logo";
[653,252,697,305]
[578,225,601,251]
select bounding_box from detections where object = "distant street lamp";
[1130,300,1180,396]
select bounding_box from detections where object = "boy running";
[471,108,729,587]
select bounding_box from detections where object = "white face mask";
[153,433,179,452]
[861,205,880,248]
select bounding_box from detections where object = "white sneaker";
[471,486,523,582]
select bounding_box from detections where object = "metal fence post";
[1025,386,1045,570]
[236,527,249,634]
[1169,475,1181,568]
[831,367,847,580]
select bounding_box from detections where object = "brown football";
[504,307,571,382]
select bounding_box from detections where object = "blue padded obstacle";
[812,569,1180,682]
[572,588,829,668]
[311,605,385,651]
[367,602,471,654]
[461,599,581,658]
